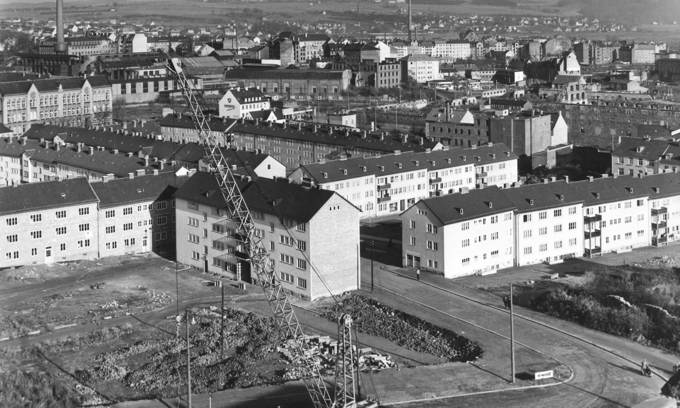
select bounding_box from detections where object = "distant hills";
[561,0,680,24]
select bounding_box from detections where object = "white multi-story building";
[289,144,518,219]
[218,87,270,119]
[401,187,515,277]
[402,54,442,83]
[611,137,680,177]
[0,178,99,268]
[174,172,360,300]
[400,173,680,278]
[0,76,113,135]
[431,41,472,61]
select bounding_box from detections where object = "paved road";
[368,263,676,408]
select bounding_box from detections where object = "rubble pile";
[320,294,482,362]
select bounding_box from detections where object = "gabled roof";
[224,69,348,81]
[0,124,12,134]
[415,186,515,225]
[0,76,109,96]
[298,144,516,183]
[91,171,187,208]
[502,180,584,212]
[0,178,97,216]
[174,171,338,223]
[227,87,265,103]
[612,137,670,161]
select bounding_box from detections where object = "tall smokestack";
[56,0,65,53]
[408,0,412,43]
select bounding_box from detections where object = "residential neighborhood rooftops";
[297,143,516,183]
[0,177,97,216]
[224,68,349,81]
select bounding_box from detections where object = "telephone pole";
[186,309,192,408]
[510,283,516,383]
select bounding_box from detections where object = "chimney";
[56,0,65,53]
[77,142,82,153]
[144,154,150,167]
[21,136,27,145]
[136,168,145,176]
[128,172,134,179]
[89,146,94,156]
[160,159,166,170]
[55,142,60,151]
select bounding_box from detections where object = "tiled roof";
[174,171,337,223]
[502,181,584,212]
[298,144,516,183]
[159,115,435,154]
[91,171,187,208]
[612,137,670,161]
[0,124,12,134]
[417,186,515,225]
[0,138,149,177]
[227,87,265,104]
[0,76,109,96]
[0,178,97,216]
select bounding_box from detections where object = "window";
[539,244,547,252]
[280,272,294,283]
[280,235,294,246]
[554,241,563,249]
[55,210,66,218]
[31,248,37,255]
[31,231,42,239]
[553,209,562,217]
[410,236,416,246]
[523,214,531,223]
[156,201,168,210]
[461,222,470,230]
[123,223,133,231]
[79,223,89,231]
[297,277,307,289]
[554,224,562,232]
[462,257,470,264]
[79,207,89,215]
[523,230,532,238]
[188,217,199,227]
[280,254,294,264]
[105,226,115,234]
[568,222,576,230]
[539,227,547,235]
[188,233,200,244]
[409,220,416,229]
[105,210,115,218]
[568,207,577,215]
[30,214,42,222]
[157,216,167,225]
[60,243,66,251]
[6,234,18,242]
[297,240,307,251]
[123,207,133,215]
[491,232,499,240]
[426,224,438,234]
[539,211,547,220]
[462,239,470,247]
[191,251,200,260]
[296,223,306,232]
[569,238,577,246]
[297,258,307,270]
[6,217,17,226]
[56,227,66,235]
[523,247,532,255]
[637,199,644,207]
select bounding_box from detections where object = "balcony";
[584,214,602,223]
[652,236,668,247]
[477,171,488,178]
[584,229,601,238]
[585,246,602,257]
[377,183,391,191]
[429,177,442,184]
[651,207,668,216]
[377,195,391,203]
[652,220,667,229]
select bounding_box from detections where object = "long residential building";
[0,171,186,269]
[288,144,518,219]
[0,76,113,135]
[401,172,680,278]
[224,69,352,100]
[160,115,439,170]
[174,172,360,300]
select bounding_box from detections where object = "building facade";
[218,88,270,119]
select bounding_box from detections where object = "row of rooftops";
[160,114,436,153]
[1,124,273,178]
[0,76,111,96]
[612,137,680,166]
[224,68,349,81]
[417,171,680,225]
[298,143,517,183]
[0,171,185,216]
[0,170,340,224]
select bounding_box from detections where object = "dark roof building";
[0,177,97,216]
[417,186,515,224]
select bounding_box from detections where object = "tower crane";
[166,58,371,408]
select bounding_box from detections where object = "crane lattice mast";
[167,58,339,408]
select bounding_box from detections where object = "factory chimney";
[56,0,66,53]
[407,0,413,44]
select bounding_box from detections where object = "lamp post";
[510,283,516,383]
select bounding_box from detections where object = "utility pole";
[510,283,516,384]
[221,284,225,360]
[370,240,375,292]
[186,309,192,408]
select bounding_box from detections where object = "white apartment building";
[218,87,270,119]
[402,55,442,83]
[611,137,680,177]
[400,173,680,278]
[289,144,518,219]
[431,41,472,61]
[0,77,113,135]
[505,183,584,266]
[402,187,515,278]
[0,178,99,268]
[92,172,183,260]
[174,172,360,300]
